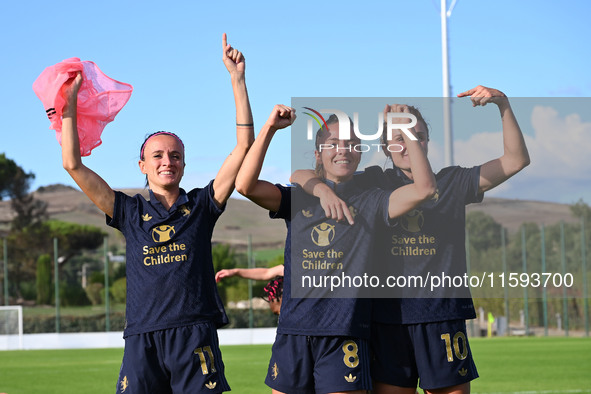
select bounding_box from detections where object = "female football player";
[235,104,437,394]
[292,87,530,394]
[59,34,254,394]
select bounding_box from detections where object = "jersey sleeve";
[269,184,292,220]
[378,189,399,228]
[106,190,127,231]
[204,180,226,218]
[457,166,484,205]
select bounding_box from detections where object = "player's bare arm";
[215,265,284,282]
[235,105,296,212]
[457,85,530,193]
[212,33,255,207]
[385,104,437,219]
[61,72,115,217]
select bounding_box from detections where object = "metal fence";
[1,216,590,336]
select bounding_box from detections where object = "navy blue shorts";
[116,322,230,394]
[265,333,372,394]
[371,320,478,390]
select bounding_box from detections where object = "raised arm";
[457,85,530,193]
[61,72,115,217]
[215,264,284,282]
[212,33,255,207]
[235,105,295,212]
[385,105,437,219]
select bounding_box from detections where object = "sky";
[1,0,590,205]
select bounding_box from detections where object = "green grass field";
[0,337,589,393]
[252,247,284,264]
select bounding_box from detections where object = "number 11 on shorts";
[194,346,217,374]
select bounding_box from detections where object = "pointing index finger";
[222,33,230,56]
[457,87,478,97]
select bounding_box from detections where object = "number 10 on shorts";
[440,332,468,362]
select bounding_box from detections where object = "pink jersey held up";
[33,57,133,156]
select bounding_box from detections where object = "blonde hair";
[313,115,357,177]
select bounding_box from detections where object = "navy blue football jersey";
[363,166,483,324]
[107,181,228,337]
[272,181,390,339]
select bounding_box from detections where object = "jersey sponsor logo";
[142,240,187,266]
[400,209,424,232]
[119,375,129,392]
[179,205,191,216]
[391,209,439,256]
[345,373,357,383]
[142,213,152,221]
[311,222,336,246]
[152,225,175,242]
[302,209,313,218]
[432,187,440,202]
[205,381,217,389]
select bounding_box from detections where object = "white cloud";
[454,132,504,168]
[527,106,591,177]
[452,106,591,180]
[446,105,591,203]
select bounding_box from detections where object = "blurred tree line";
[467,200,590,330]
[0,152,283,312]
[1,153,107,305]
[2,152,588,331]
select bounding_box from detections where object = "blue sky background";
[1,0,590,204]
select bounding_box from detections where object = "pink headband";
[140,131,185,159]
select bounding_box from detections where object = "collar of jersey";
[323,178,357,195]
[392,167,413,185]
[148,188,189,213]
